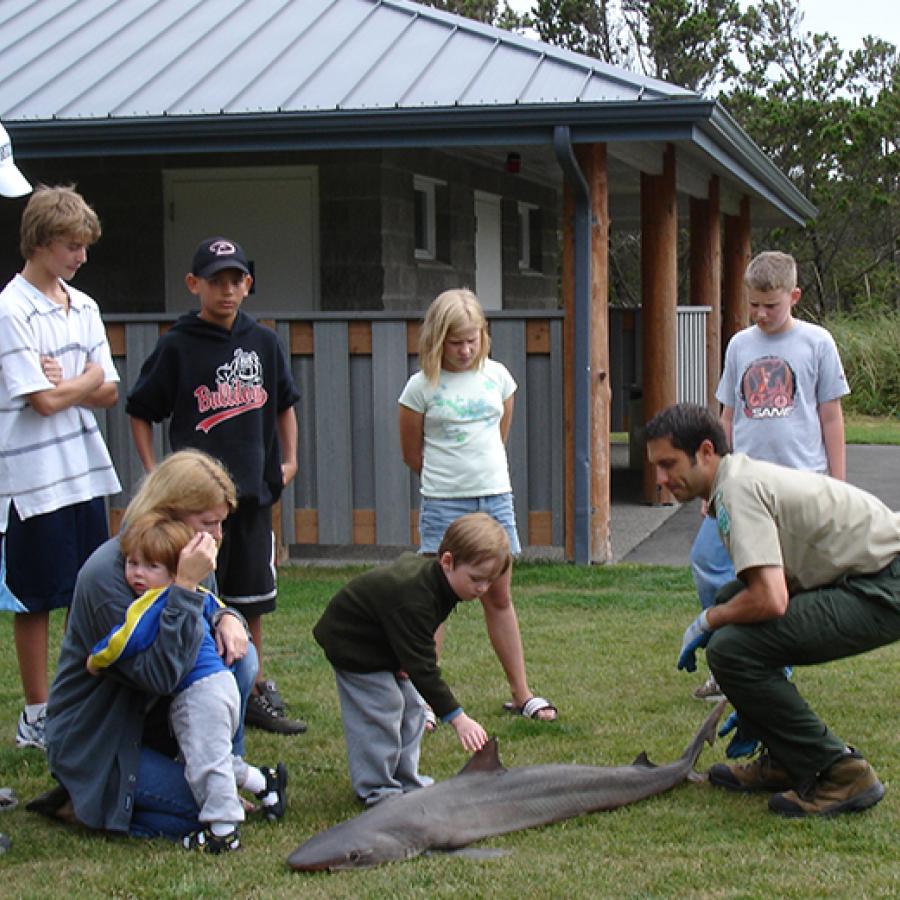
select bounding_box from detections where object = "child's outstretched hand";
[450,712,488,752]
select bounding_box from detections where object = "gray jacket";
[46,537,216,832]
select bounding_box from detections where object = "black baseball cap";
[191,237,250,279]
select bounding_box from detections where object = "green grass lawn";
[844,412,900,445]
[1,563,898,898]
[615,413,900,447]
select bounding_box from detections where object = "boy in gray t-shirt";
[690,250,849,706]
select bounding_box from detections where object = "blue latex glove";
[718,711,760,758]
[677,610,712,672]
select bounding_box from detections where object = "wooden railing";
[101,307,706,552]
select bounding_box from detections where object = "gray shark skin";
[288,699,727,872]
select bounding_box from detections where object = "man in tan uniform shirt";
[646,403,900,818]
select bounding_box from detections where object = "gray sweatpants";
[170,669,246,826]
[334,668,432,807]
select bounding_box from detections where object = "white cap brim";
[0,164,32,198]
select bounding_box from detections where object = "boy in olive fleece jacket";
[313,513,510,806]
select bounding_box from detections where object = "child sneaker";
[256,762,288,822]
[768,749,884,818]
[245,680,307,735]
[692,674,725,702]
[16,709,46,750]
[182,827,241,853]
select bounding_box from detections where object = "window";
[414,175,446,261]
[518,202,543,272]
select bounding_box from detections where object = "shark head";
[287,816,423,871]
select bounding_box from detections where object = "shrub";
[821,311,900,417]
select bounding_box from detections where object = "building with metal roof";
[0,0,815,561]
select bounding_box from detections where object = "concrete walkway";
[618,444,900,566]
[289,444,899,567]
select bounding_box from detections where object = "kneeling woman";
[45,450,259,838]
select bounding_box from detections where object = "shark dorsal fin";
[458,737,505,775]
[631,751,657,768]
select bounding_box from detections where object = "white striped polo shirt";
[0,273,121,529]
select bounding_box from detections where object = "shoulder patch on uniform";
[714,492,730,536]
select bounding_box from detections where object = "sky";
[506,1,897,51]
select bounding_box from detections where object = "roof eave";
[7,99,814,225]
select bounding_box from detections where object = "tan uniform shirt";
[709,453,900,593]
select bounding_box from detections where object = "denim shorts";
[418,493,521,556]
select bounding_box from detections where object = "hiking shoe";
[708,752,793,793]
[768,749,885,818]
[182,827,241,853]
[245,681,307,734]
[692,674,725,702]
[16,708,46,750]
[256,762,288,822]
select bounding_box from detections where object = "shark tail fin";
[680,698,729,769]
[458,737,505,775]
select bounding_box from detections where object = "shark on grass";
[288,699,727,872]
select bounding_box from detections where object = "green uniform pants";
[707,555,900,784]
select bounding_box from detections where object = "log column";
[689,177,721,411]
[640,144,678,504]
[722,196,752,349]
[575,143,611,563]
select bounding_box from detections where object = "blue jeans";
[419,493,521,555]
[129,643,257,838]
[689,515,735,611]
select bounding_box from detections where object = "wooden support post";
[640,145,678,504]
[722,196,752,349]
[689,177,721,412]
[576,143,611,563]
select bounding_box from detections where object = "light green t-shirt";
[710,453,900,593]
[398,359,516,498]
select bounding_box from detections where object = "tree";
[618,0,742,92]
[724,0,899,311]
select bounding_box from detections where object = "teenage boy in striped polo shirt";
[0,184,120,750]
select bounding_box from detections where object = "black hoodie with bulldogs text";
[126,310,300,506]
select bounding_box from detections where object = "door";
[474,191,503,310]
[163,166,319,313]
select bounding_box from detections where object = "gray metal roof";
[0,0,814,225]
[0,0,690,119]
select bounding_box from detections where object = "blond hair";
[120,513,194,576]
[438,512,511,580]
[19,184,101,259]
[124,450,237,527]
[418,288,490,385]
[744,251,797,293]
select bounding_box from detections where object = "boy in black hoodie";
[126,236,305,735]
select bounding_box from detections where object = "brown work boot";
[708,752,793,793]
[768,749,885,818]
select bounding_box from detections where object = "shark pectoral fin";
[457,737,505,775]
[429,847,513,861]
[631,751,657,768]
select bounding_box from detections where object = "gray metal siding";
[372,322,412,544]
[100,308,703,550]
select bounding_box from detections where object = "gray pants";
[170,669,246,826]
[334,668,432,806]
